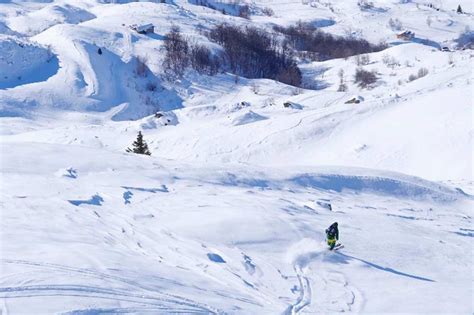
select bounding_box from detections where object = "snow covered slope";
[1,141,472,314]
[0,0,473,314]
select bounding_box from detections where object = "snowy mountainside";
[0,0,473,314]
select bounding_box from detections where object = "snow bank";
[231,110,268,126]
[0,35,58,89]
[6,3,96,35]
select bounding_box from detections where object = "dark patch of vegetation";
[163,26,189,78]
[408,67,429,82]
[163,26,219,78]
[189,43,220,75]
[388,18,403,31]
[274,22,387,61]
[262,7,274,16]
[354,68,377,88]
[208,23,302,86]
[238,5,250,19]
[455,27,474,50]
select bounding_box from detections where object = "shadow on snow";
[69,194,104,206]
[329,252,435,282]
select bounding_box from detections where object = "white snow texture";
[0,0,473,314]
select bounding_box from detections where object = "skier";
[326,222,339,250]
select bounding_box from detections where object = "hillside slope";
[0,0,473,314]
[1,142,472,314]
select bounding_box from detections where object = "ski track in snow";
[285,264,311,315]
[311,269,364,314]
[1,0,473,313]
[1,259,224,315]
[285,247,364,314]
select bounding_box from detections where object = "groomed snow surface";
[1,0,473,314]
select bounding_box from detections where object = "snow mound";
[140,112,179,129]
[203,167,468,202]
[0,35,59,89]
[231,110,268,126]
[7,4,96,35]
[288,172,467,202]
[224,101,252,114]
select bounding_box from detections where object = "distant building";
[130,23,154,34]
[396,30,415,40]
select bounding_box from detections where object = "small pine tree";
[457,5,463,13]
[126,131,151,155]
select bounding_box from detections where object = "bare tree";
[262,7,274,16]
[189,43,219,75]
[382,54,400,69]
[163,26,189,78]
[417,67,429,78]
[337,69,347,92]
[426,16,432,27]
[355,54,370,66]
[208,23,302,86]
[354,68,377,88]
[275,22,387,61]
[388,18,403,31]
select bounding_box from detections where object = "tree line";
[163,22,388,87]
[274,22,387,61]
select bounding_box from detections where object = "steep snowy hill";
[0,0,473,314]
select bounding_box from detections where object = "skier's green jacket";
[326,222,339,248]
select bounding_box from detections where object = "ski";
[329,243,344,251]
[334,244,344,250]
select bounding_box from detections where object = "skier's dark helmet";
[334,222,338,226]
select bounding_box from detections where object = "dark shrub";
[354,68,377,88]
